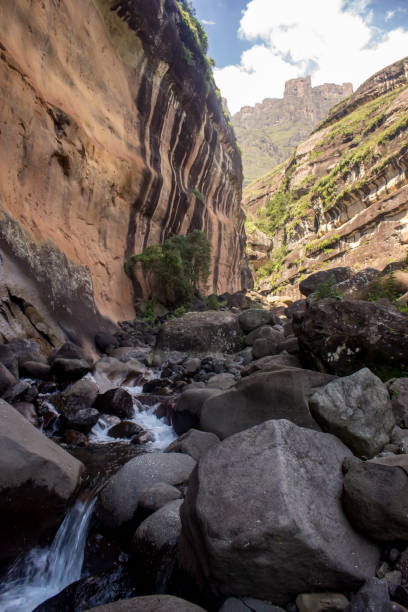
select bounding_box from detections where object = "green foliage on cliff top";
[126,230,211,307]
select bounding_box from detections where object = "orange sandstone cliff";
[0,0,250,346]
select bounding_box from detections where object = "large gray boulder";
[157,311,243,354]
[165,429,220,461]
[172,388,221,436]
[239,308,280,332]
[309,368,395,458]
[245,325,283,346]
[0,400,83,562]
[98,452,195,528]
[343,577,390,611]
[342,456,408,541]
[179,419,379,605]
[200,368,335,439]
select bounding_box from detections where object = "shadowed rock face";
[0,0,250,342]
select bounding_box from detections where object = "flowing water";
[0,370,178,610]
[0,495,96,612]
[88,383,177,450]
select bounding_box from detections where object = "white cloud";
[202,19,216,25]
[214,0,408,114]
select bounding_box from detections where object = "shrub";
[126,230,211,307]
[313,275,342,300]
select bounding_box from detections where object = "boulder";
[62,376,99,406]
[172,388,221,436]
[138,482,182,515]
[299,267,352,297]
[296,593,349,612]
[200,368,334,439]
[95,332,119,354]
[342,459,408,541]
[165,429,220,461]
[179,419,379,605]
[389,378,408,427]
[157,311,243,354]
[206,373,236,390]
[239,308,280,332]
[50,358,90,381]
[252,337,281,359]
[245,325,283,346]
[48,341,93,366]
[98,452,195,528]
[132,500,183,591]
[0,400,83,562]
[343,577,390,611]
[92,356,146,392]
[85,595,206,611]
[219,598,285,611]
[292,299,408,376]
[20,361,51,379]
[60,397,100,434]
[0,362,17,395]
[309,368,395,458]
[241,353,302,377]
[94,388,134,419]
[64,429,88,446]
[183,357,201,375]
[277,336,300,354]
[108,421,143,439]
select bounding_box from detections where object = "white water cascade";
[0,495,96,612]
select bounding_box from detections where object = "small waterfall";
[0,494,96,612]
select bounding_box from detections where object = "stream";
[0,377,178,612]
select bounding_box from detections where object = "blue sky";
[192,0,408,113]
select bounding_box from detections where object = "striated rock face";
[0,0,250,344]
[233,76,352,186]
[244,57,408,298]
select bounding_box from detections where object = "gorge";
[0,1,408,612]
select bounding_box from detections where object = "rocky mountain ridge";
[0,0,250,349]
[244,57,408,298]
[232,76,352,185]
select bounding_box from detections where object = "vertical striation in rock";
[0,0,250,342]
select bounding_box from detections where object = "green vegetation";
[176,1,208,55]
[257,245,288,284]
[126,230,211,307]
[192,188,205,202]
[312,275,342,300]
[305,234,341,257]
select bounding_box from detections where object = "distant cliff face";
[232,76,352,186]
[244,57,408,298]
[0,0,250,345]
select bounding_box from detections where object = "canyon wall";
[232,76,352,185]
[244,57,408,298]
[0,0,250,347]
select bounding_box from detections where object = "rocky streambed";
[0,287,408,611]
